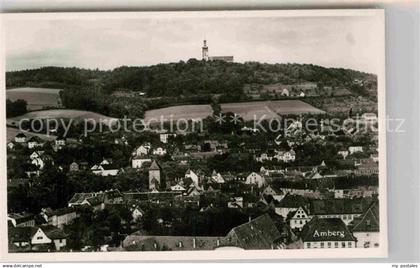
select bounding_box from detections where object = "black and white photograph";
[0,10,387,260]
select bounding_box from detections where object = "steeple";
[202,39,209,61]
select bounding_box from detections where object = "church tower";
[202,39,209,61]
[148,160,161,191]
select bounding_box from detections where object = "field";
[7,109,118,128]
[143,100,324,123]
[6,87,62,110]
[221,100,325,121]
[144,104,213,122]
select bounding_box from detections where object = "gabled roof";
[149,160,161,171]
[276,193,308,208]
[350,200,379,232]
[222,214,281,249]
[15,133,27,138]
[301,217,356,242]
[8,226,37,243]
[39,225,68,239]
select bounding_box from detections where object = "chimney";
[193,238,196,249]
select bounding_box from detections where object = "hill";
[5,60,377,118]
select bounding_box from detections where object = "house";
[68,190,124,209]
[14,133,27,143]
[7,141,16,150]
[289,206,311,231]
[27,136,43,149]
[262,185,285,201]
[211,170,225,184]
[281,88,290,96]
[349,200,380,248]
[245,172,265,188]
[54,136,66,150]
[30,151,52,170]
[299,91,306,97]
[354,158,379,176]
[91,161,120,176]
[8,213,35,227]
[69,161,79,172]
[133,143,151,156]
[41,207,78,229]
[222,214,282,249]
[152,147,167,156]
[300,217,357,249]
[338,150,349,159]
[185,169,200,186]
[274,193,308,218]
[170,183,186,192]
[160,133,177,144]
[8,225,67,251]
[281,149,296,162]
[309,198,372,225]
[132,155,152,169]
[228,197,244,208]
[130,205,145,222]
[348,146,363,155]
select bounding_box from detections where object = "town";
[7,103,380,252]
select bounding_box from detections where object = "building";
[289,206,311,231]
[27,136,43,149]
[309,198,371,225]
[8,225,67,252]
[262,185,285,202]
[245,172,265,188]
[69,162,80,172]
[301,217,357,249]
[348,146,364,155]
[222,214,282,249]
[41,207,78,229]
[132,155,152,169]
[148,160,161,190]
[14,133,27,143]
[274,193,308,218]
[354,158,379,176]
[349,200,380,248]
[91,163,120,176]
[123,233,221,251]
[8,213,35,227]
[152,147,167,156]
[202,40,234,62]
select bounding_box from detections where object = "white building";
[245,172,265,188]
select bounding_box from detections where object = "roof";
[39,225,68,239]
[222,214,281,249]
[276,193,308,208]
[15,133,26,138]
[8,212,34,224]
[124,234,220,251]
[43,207,76,217]
[149,160,161,171]
[350,200,379,232]
[301,217,356,242]
[8,226,37,243]
[310,198,371,215]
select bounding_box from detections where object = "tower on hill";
[202,40,209,61]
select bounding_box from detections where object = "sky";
[4,12,383,74]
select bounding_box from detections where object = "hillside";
[6,60,376,96]
[6,60,377,118]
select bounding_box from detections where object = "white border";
[0,9,387,261]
